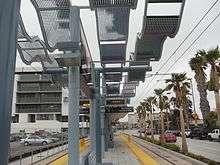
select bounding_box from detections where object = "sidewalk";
[102,135,140,165]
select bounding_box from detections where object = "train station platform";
[9,133,209,165]
[45,134,160,165]
[102,134,140,165]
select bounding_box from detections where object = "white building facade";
[11,68,89,134]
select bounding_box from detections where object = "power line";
[133,0,220,104]
[153,11,220,91]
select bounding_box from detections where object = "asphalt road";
[9,141,44,158]
[123,129,220,163]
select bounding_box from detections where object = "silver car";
[20,136,53,146]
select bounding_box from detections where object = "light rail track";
[128,135,207,165]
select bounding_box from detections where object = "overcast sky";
[18,0,220,119]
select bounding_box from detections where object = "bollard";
[19,154,22,165]
[39,148,42,161]
[47,145,49,157]
[31,149,33,164]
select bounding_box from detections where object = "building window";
[63,97,68,102]
[12,114,19,123]
[17,93,40,103]
[28,114,36,123]
[19,74,40,81]
[40,82,61,91]
[36,114,54,120]
[18,82,40,91]
[16,104,61,113]
[40,93,61,102]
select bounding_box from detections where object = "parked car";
[185,129,191,137]
[20,136,53,146]
[208,129,220,141]
[138,128,146,133]
[160,133,177,143]
[189,128,208,139]
[165,130,180,136]
[180,129,191,137]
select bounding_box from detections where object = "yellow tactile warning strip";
[119,134,159,165]
[48,139,90,165]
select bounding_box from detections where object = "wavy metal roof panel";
[89,0,138,9]
[96,7,130,41]
[100,44,126,62]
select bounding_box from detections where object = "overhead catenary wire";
[133,0,220,105]
[145,11,220,97]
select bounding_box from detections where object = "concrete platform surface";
[103,135,140,165]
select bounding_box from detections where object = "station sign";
[106,84,120,94]
[105,106,134,113]
[105,72,122,82]
[122,89,135,97]
[80,100,90,107]
[80,107,90,114]
[106,99,126,105]
[122,93,135,97]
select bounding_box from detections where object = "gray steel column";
[90,98,96,152]
[68,66,80,165]
[100,111,105,157]
[104,114,109,151]
[101,75,106,157]
[68,6,80,165]
[90,63,96,153]
[0,0,20,164]
[81,115,85,137]
[95,71,102,164]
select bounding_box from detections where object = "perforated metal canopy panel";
[31,0,74,52]
[144,16,179,38]
[128,69,146,82]
[17,14,32,41]
[17,14,53,66]
[134,35,166,61]
[149,0,182,3]
[96,7,130,41]
[17,40,52,65]
[89,0,138,9]
[134,0,185,62]
[100,44,126,62]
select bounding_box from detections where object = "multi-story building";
[11,68,89,135]
[128,113,138,129]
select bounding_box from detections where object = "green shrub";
[186,152,220,165]
[161,143,180,152]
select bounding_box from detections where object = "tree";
[205,47,220,128]
[153,88,169,143]
[204,111,218,131]
[189,51,210,120]
[166,73,189,153]
[144,96,156,140]
[181,84,193,130]
[136,104,146,137]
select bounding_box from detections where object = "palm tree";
[144,96,156,140]
[136,104,146,137]
[205,47,220,128]
[153,88,169,143]
[189,51,210,120]
[164,100,171,130]
[166,73,190,153]
[181,85,193,130]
